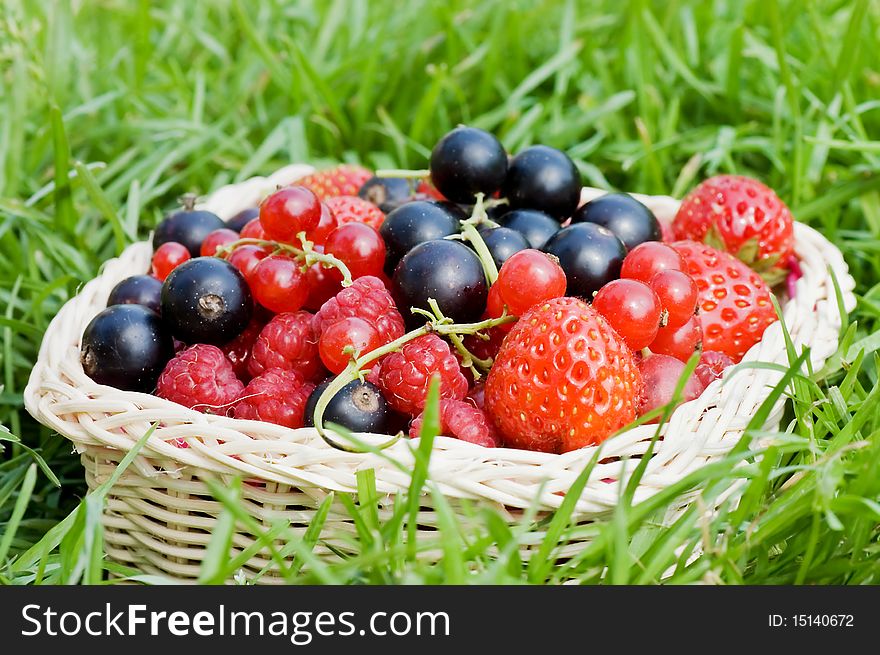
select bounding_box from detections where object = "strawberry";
[671,175,794,282]
[324,195,386,231]
[295,164,373,200]
[485,297,641,453]
[673,241,777,363]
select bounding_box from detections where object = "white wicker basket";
[23,164,856,582]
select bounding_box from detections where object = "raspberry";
[248,311,323,380]
[376,334,468,416]
[156,344,244,413]
[233,368,315,429]
[324,195,386,231]
[312,276,405,344]
[220,312,268,381]
[409,399,500,447]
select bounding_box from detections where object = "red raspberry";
[248,311,323,380]
[409,399,500,447]
[324,195,386,231]
[312,276,405,344]
[156,344,244,413]
[377,334,468,416]
[220,312,268,381]
[233,368,315,429]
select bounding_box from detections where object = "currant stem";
[216,237,353,287]
[458,193,499,284]
[374,168,431,179]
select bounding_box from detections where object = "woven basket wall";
[23,164,857,582]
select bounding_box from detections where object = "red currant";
[620,241,684,283]
[592,279,662,351]
[305,202,338,246]
[151,242,190,281]
[259,186,322,243]
[227,245,269,281]
[650,269,698,329]
[250,254,308,313]
[485,283,506,318]
[318,316,382,374]
[649,315,702,362]
[240,217,267,240]
[324,223,386,279]
[303,262,343,311]
[200,228,239,257]
[495,249,567,316]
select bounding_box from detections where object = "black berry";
[496,208,559,249]
[358,176,415,213]
[153,200,225,257]
[107,275,163,314]
[379,200,462,273]
[304,379,400,434]
[478,227,529,269]
[392,239,488,327]
[501,145,581,219]
[542,223,626,298]
[225,207,259,233]
[161,257,253,345]
[429,127,508,204]
[80,304,174,392]
[571,193,661,251]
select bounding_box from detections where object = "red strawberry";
[672,175,794,280]
[485,297,642,453]
[673,240,777,363]
[295,164,373,200]
[324,195,385,231]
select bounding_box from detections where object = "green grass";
[1,0,879,584]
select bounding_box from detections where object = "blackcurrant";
[571,192,661,251]
[379,200,461,273]
[225,207,259,233]
[304,379,400,434]
[161,257,253,345]
[80,304,174,392]
[478,227,529,269]
[542,223,626,299]
[152,198,225,257]
[358,176,415,213]
[429,126,508,204]
[496,208,559,249]
[501,145,581,220]
[107,275,163,314]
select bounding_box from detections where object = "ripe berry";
[240,217,267,240]
[200,228,239,257]
[324,195,385,231]
[324,222,386,279]
[250,254,308,314]
[152,203,225,256]
[156,344,244,412]
[477,226,529,269]
[226,244,269,281]
[409,399,500,447]
[496,208,560,249]
[592,279,662,351]
[542,223,626,298]
[379,200,461,271]
[485,297,641,452]
[429,126,508,203]
[161,257,253,345]
[495,249,566,317]
[501,145,581,220]
[650,269,698,329]
[649,315,702,362]
[620,241,684,283]
[226,207,259,232]
[107,275,163,314]
[305,202,338,245]
[303,262,343,311]
[304,379,398,434]
[376,333,468,415]
[220,313,267,381]
[151,242,191,281]
[358,176,415,213]
[313,276,405,345]
[233,368,315,429]
[392,239,488,327]
[249,310,322,380]
[297,164,373,200]
[695,350,734,388]
[571,192,661,251]
[318,316,382,374]
[637,354,704,421]
[80,304,174,392]
[259,186,322,243]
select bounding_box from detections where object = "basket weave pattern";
[24,165,857,581]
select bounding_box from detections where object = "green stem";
[374,168,431,179]
[215,237,353,286]
[458,194,499,284]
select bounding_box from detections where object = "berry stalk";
[457,193,499,284]
[217,236,353,286]
[374,168,431,179]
